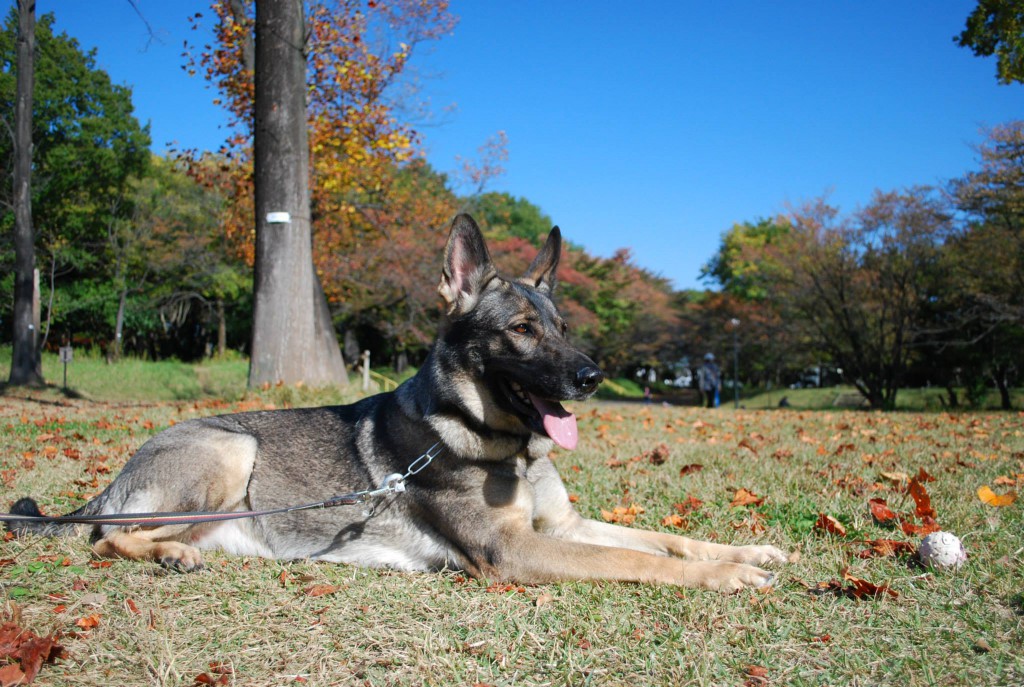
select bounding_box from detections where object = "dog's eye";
[512,323,533,335]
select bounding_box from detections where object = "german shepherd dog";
[11,215,789,591]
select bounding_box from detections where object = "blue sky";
[38,1,1024,290]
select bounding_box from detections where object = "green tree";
[0,11,151,350]
[699,217,792,301]
[956,0,1024,85]
[945,121,1024,408]
[117,156,248,360]
[473,192,555,246]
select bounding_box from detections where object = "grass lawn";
[0,374,1021,685]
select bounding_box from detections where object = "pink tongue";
[528,393,578,450]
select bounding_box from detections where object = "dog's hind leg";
[94,528,205,571]
[90,425,259,571]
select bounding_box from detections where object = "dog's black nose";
[575,366,604,393]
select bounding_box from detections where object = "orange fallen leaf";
[303,584,340,597]
[868,498,897,524]
[900,517,941,537]
[737,438,758,457]
[660,514,687,528]
[841,568,898,599]
[75,614,101,630]
[857,539,916,559]
[908,478,937,519]
[601,503,644,525]
[743,665,769,686]
[814,513,848,537]
[977,485,1017,507]
[730,488,764,508]
[673,495,703,515]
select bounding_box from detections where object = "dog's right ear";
[438,214,496,315]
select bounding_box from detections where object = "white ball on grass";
[917,531,967,570]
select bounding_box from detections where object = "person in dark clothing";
[697,353,721,408]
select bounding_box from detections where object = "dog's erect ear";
[521,226,561,294]
[438,214,496,315]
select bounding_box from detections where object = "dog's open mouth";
[506,380,579,450]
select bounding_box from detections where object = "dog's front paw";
[679,560,774,593]
[730,544,792,567]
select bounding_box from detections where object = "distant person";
[697,353,721,408]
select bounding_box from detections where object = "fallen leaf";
[660,514,686,528]
[679,463,704,476]
[0,622,67,685]
[535,593,555,608]
[880,471,909,485]
[857,539,916,559]
[75,614,100,630]
[743,664,769,686]
[868,498,897,524]
[900,517,941,536]
[977,485,1017,507]
[673,495,703,515]
[601,503,644,525]
[303,584,340,598]
[908,478,937,519]
[730,488,764,508]
[645,443,670,465]
[0,664,26,687]
[208,662,233,675]
[841,568,898,599]
[814,513,848,537]
[737,438,758,457]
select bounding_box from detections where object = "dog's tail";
[6,497,95,538]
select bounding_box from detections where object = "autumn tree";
[771,190,950,409]
[184,0,455,386]
[956,0,1024,84]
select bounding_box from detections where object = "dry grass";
[1,388,1022,686]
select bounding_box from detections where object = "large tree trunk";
[110,286,128,362]
[248,0,346,387]
[8,0,43,387]
[993,364,1013,410]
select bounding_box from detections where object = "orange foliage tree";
[178,0,456,336]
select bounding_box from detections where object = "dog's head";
[434,214,603,451]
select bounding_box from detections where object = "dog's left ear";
[439,214,497,315]
[522,226,561,294]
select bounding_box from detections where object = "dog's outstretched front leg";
[561,518,791,567]
[485,527,775,592]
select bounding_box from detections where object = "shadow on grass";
[0,382,88,403]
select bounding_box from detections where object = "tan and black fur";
[11,215,790,592]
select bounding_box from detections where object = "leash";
[1,442,443,528]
